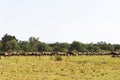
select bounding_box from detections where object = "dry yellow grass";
[0,56,120,80]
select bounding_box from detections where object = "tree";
[87,43,101,52]
[38,42,53,52]
[1,34,19,52]
[49,42,70,52]
[29,37,40,52]
[0,41,2,52]
[69,41,87,52]
[97,41,114,51]
[18,41,31,52]
[50,42,61,52]
[114,44,120,51]
[59,43,70,52]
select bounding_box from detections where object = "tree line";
[0,34,120,53]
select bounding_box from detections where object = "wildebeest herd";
[0,51,120,57]
[0,52,75,57]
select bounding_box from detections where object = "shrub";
[54,55,62,61]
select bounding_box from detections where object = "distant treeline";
[0,34,120,53]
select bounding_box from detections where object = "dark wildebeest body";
[67,52,76,56]
[110,52,120,57]
[0,52,5,56]
[4,52,12,57]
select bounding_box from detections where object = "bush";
[54,55,62,61]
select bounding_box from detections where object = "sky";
[0,0,120,44]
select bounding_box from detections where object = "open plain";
[0,56,119,80]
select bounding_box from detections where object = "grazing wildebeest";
[20,52,26,56]
[110,52,120,57]
[86,52,93,56]
[4,52,12,57]
[46,52,53,56]
[49,52,55,56]
[67,51,76,56]
[0,52,5,56]
[56,52,67,56]
[78,52,82,56]
[12,52,20,56]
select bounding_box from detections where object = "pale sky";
[0,0,120,44]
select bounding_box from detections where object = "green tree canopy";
[1,34,18,52]
[69,41,87,52]
[29,37,40,52]
[0,41,2,52]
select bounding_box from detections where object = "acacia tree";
[18,41,31,52]
[38,42,53,52]
[1,34,19,52]
[97,42,114,51]
[87,43,101,52]
[58,43,70,52]
[49,42,60,52]
[29,37,40,52]
[69,41,87,52]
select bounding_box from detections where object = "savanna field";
[0,56,120,80]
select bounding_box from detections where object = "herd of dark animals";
[0,51,120,58]
[110,52,120,57]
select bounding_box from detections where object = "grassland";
[0,56,120,80]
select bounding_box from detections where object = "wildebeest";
[78,52,82,56]
[67,51,76,56]
[0,51,116,57]
[3,52,12,57]
[55,52,67,56]
[110,52,120,57]
[0,52,6,56]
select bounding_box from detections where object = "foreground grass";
[0,56,120,80]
